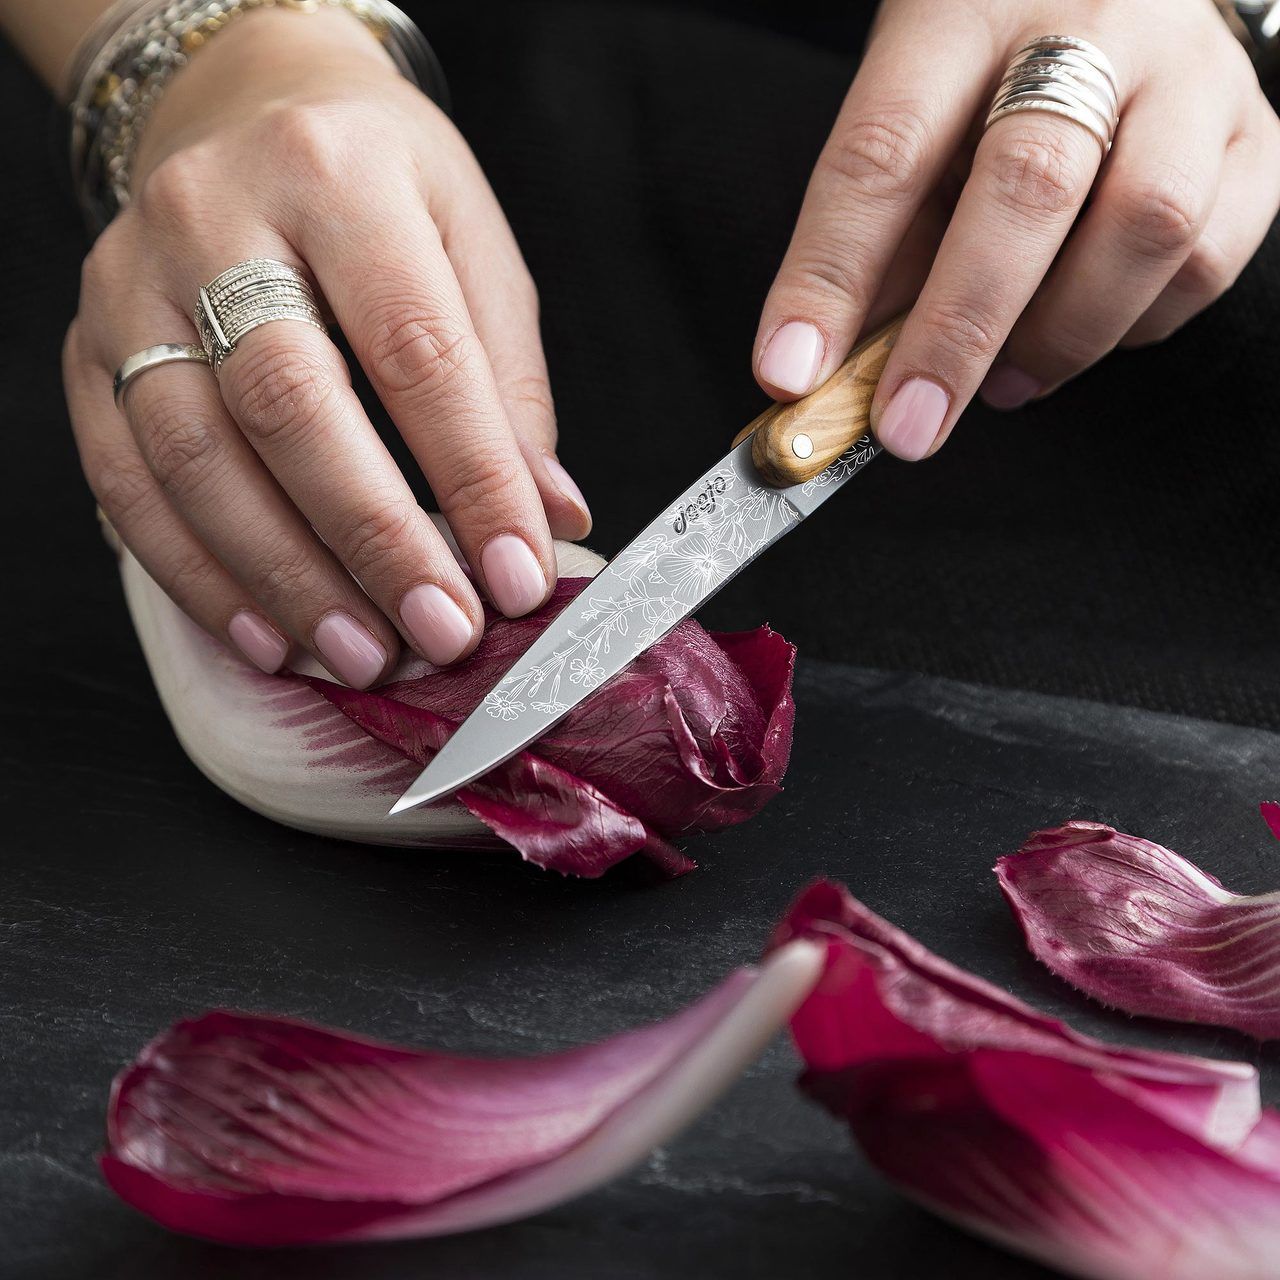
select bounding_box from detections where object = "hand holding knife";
[390,315,905,815]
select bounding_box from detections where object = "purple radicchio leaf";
[300,579,796,879]
[996,820,1280,1040]
[100,942,825,1246]
[1261,802,1280,842]
[770,879,1280,1280]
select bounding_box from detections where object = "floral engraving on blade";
[486,457,820,718]
[569,656,605,689]
[666,532,738,595]
[483,689,525,721]
[800,435,880,494]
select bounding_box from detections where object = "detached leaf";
[1261,802,1280,842]
[101,942,825,1246]
[771,880,1280,1280]
[996,821,1280,1040]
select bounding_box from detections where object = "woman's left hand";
[754,0,1280,459]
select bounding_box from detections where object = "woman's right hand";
[64,5,590,688]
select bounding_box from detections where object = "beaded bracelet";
[64,0,448,234]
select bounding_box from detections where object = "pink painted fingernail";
[228,610,288,674]
[875,378,950,461]
[481,534,548,617]
[400,583,474,665]
[314,612,387,689]
[542,453,592,530]
[980,364,1041,411]
[759,321,823,395]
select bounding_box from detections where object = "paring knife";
[389,315,904,815]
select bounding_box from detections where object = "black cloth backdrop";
[3,0,1277,726]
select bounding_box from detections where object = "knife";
[389,315,904,815]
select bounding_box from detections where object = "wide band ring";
[194,258,325,373]
[112,342,209,409]
[985,35,1120,154]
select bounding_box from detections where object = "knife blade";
[389,315,903,816]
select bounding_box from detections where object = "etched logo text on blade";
[672,474,728,534]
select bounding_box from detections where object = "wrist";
[131,5,400,192]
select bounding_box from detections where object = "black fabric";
[2,0,1277,732]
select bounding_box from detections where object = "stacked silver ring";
[194,257,325,372]
[985,35,1120,153]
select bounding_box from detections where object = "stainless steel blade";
[389,431,880,815]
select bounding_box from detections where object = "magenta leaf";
[996,821,1280,1040]
[101,941,825,1246]
[771,879,1280,1280]
[1261,802,1280,842]
[299,579,795,878]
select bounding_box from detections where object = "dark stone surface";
[5,643,1279,1279]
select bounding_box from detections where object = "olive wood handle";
[733,315,905,486]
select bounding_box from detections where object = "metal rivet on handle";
[791,433,814,460]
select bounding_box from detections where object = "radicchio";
[118,540,793,874]
[996,820,1280,1040]
[301,579,796,878]
[1261,801,1280,842]
[101,942,825,1246]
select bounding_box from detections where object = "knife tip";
[387,793,421,817]
[388,769,458,816]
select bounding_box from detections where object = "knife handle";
[734,314,905,487]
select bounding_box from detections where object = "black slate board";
[5,656,1279,1280]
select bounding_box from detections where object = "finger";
[64,326,292,675]
[871,76,1107,460]
[294,179,557,618]
[982,88,1232,407]
[1123,118,1280,347]
[864,173,961,331]
[434,157,592,541]
[189,244,487,671]
[754,1,993,399]
[106,299,416,687]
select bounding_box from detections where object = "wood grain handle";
[733,315,904,486]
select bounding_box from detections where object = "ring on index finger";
[112,341,209,409]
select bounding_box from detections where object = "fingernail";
[481,533,548,617]
[314,612,387,689]
[980,365,1041,411]
[541,453,592,530]
[759,321,824,395]
[875,377,950,461]
[400,583,475,665]
[228,610,288,674]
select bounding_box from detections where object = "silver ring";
[112,342,209,409]
[985,35,1120,154]
[194,258,326,373]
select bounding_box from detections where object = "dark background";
[3,3,1279,1278]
